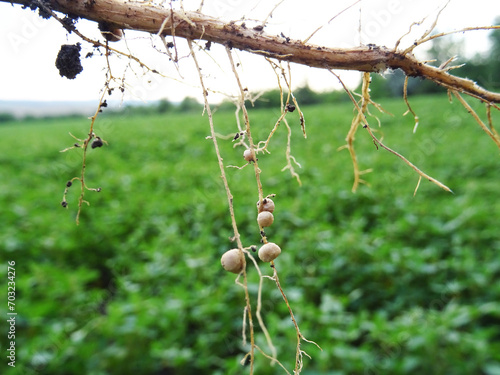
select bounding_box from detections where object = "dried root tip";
[221,249,245,274]
[258,242,281,262]
[257,211,274,227]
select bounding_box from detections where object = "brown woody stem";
[4,0,500,103]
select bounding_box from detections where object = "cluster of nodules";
[221,197,282,274]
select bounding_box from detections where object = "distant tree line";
[99,86,353,117]
[0,97,205,124]
[0,113,16,123]
[216,84,353,112]
[118,96,204,116]
[0,112,85,124]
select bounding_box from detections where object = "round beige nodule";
[221,249,244,274]
[258,242,281,262]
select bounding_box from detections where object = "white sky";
[0,0,499,104]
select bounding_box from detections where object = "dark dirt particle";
[61,15,78,32]
[91,138,104,149]
[26,0,52,19]
[55,43,83,79]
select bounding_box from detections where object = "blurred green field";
[1,93,499,375]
